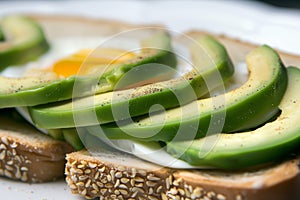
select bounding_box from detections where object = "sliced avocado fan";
[0,31,176,108]
[0,15,49,70]
[166,67,300,170]
[28,35,234,129]
[91,45,287,142]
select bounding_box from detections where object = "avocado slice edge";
[166,66,300,170]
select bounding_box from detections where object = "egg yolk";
[52,48,135,78]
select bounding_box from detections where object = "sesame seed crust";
[65,150,300,200]
[0,110,74,183]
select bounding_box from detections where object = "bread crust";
[0,109,74,182]
[66,149,299,200]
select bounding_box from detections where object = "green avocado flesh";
[0,15,49,71]
[28,36,234,129]
[0,31,176,108]
[90,45,288,142]
[166,67,300,170]
[0,28,3,41]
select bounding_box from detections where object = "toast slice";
[66,149,299,200]
[65,31,300,200]
[0,109,74,182]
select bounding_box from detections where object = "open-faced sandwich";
[0,14,299,200]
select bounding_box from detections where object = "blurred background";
[257,0,300,8]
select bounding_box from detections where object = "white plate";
[1,1,300,199]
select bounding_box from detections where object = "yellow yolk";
[52,48,135,78]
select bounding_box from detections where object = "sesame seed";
[100,188,107,195]
[107,175,112,182]
[117,166,126,172]
[178,188,185,196]
[88,162,97,169]
[156,186,163,193]
[0,150,6,159]
[115,172,122,178]
[12,149,16,156]
[217,194,227,200]
[5,165,14,171]
[168,175,173,185]
[25,160,31,164]
[147,175,160,181]
[119,189,128,195]
[105,183,113,189]
[169,188,178,195]
[21,172,28,182]
[77,164,85,169]
[130,179,135,186]
[131,168,137,178]
[96,181,103,187]
[71,160,77,166]
[20,167,28,172]
[134,177,144,182]
[6,160,13,165]
[119,184,128,190]
[0,144,7,150]
[1,137,8,145]
[135,183,143,188]
[80,161,87,165]
[94,171,100,180]
[85,179,91,188]
[76,182,85,187]
[84,169,91,174]
[69,184,77,190]
[146,181,157,187]
[166,178,170,189]
[15,155,21,163]
[161,193,168,200]
[131,190,139,198]
[10,142,18,148]
[15,167,21,179]
[75,169,84,174]
[121,178,129,184]
[91,190,98,194]
[114,190,120,195]
[207,191,216,198]
[99,166,105,172]
[81,188,87,196]
[148,195,158,200]
[114,179,120,188]
[92,183,99,191]
[132,187,145,194]
[149,187,154,195]
[236,194,242,200]
[110,170,115,182]
[203,196,210,200]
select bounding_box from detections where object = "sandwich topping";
[0,14,299,173]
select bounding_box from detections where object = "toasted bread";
[0,109,74,182]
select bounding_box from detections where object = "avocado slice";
[0,15,49,70]
[0,28,3,41]
[91,45,287,142]
[28,35,234,129]
[166,67,300,170]
[0,31,176,108]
